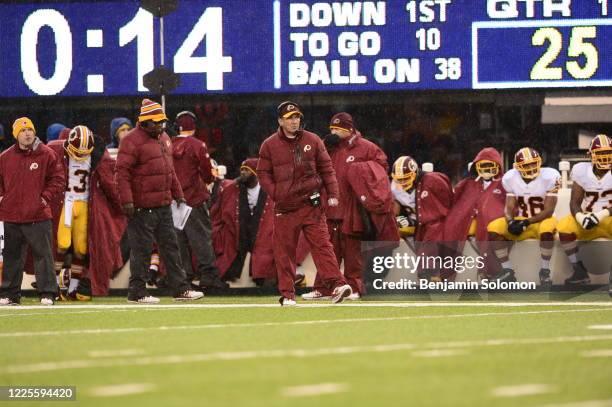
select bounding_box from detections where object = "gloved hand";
[576,212,599,230]
[593,208,610,223]
[122,203,135,218]
[176,198,187,207]
[508,219,529,235]
[396,215,410,228]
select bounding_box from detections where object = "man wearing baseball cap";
[171,110,227,291]
[257,101,352,305]
[0,117,65,306]
[116,99,203,304]
[303,112,398,300]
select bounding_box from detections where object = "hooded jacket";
[171,135,214,207]
[107,118,132,149]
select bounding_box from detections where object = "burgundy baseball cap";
[176,111,196,134]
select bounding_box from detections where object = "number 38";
[530,26,598,81]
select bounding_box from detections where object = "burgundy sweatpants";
[314,220,364,295]
[273,205,347,300]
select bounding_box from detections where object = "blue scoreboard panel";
[0,0,609,96]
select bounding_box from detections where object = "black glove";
[508,219,529,235]
[582,213,599,230]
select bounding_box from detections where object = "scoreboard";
[0,0,610,97]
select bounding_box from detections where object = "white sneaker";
[331,284,352,304]
[301,290,331,300]
[346,292,361,300]
[279,297,297,306]
[0,298,19,306]
[174,290,204,301]
[40,298,54,306]
[128,295,160,304]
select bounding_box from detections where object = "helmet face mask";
[392,156,419,191]
[514,147,542,180]
[475,160,499,180]
[590,134,612,170]
[65,125,94,161]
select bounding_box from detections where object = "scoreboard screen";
[0,0,610,97]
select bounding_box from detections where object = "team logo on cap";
[30,163,39,170]
[346,155,355,163]
[333,118,340,124]
[287,104,295,111]
[304,144,311,152]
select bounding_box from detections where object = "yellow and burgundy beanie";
[12,117,35,138]
[138,99,167,123]
[240,158,259,176]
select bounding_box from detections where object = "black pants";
[1,220,57,300]
[127,206,189,299]
[176,203,219,282]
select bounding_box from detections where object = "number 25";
[530,26,598,80]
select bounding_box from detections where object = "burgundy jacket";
[214,180,276,280]
[0,139,65,223]
[443,148,506,242]
[415,172,453,241]
[326,132,388,220]
[171,135,214,208]
[257,128,339,213]
[116,126,184,208]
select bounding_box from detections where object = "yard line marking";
[88,349,144,358]
[588,325,612,330]
[536,399,612,407]
[3,334,612,374]
[492,384,556,397]
[581,349,612,357]
[0,308,609,338]
[281,383,349,397]
[1,302,612,311]
[412,349,468,358]
[89,383,155,397]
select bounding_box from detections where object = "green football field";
[1,293,611,407]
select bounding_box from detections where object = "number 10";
[530,26,598,80]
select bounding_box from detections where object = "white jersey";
[391,179,416,216]
[66,156,91,201]
[571,162,612,212]
[502,167,560,218]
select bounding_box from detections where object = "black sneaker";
[539,268,552,290]
[564,261,590,285]
[200,273,229,290]
[494,268,517,283]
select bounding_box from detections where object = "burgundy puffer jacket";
[172,135,214,207]
[116,126,183,208]
[257,128,338,213]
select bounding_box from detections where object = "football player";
[558,134,612,285]
[391,155,453,281]
[487,147,560,287]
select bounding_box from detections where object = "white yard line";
[281,382,349,397]
[581,349,612,357]
[588,325,612,330]
[88,349,144,358]
[536,399,612,407]
[412,349,468,358]
[0,301,611,311]
[492,384,556,397]
[0,308,609,338]
[88,383,155,397]
[3,334,612,375]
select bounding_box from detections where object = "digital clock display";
[0,0,609,97]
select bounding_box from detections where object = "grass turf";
[0,295,611,407]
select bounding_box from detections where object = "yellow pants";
[468,219,477,237]
[487,216,557,241]
[557,214,612,240]
[399,226,415,238]
[58,200,88,257]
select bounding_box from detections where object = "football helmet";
[65,125,94,161]
[392,156,419,191]
[514,147,542,179]
[475,160,500,180]
[589,134,612,170]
